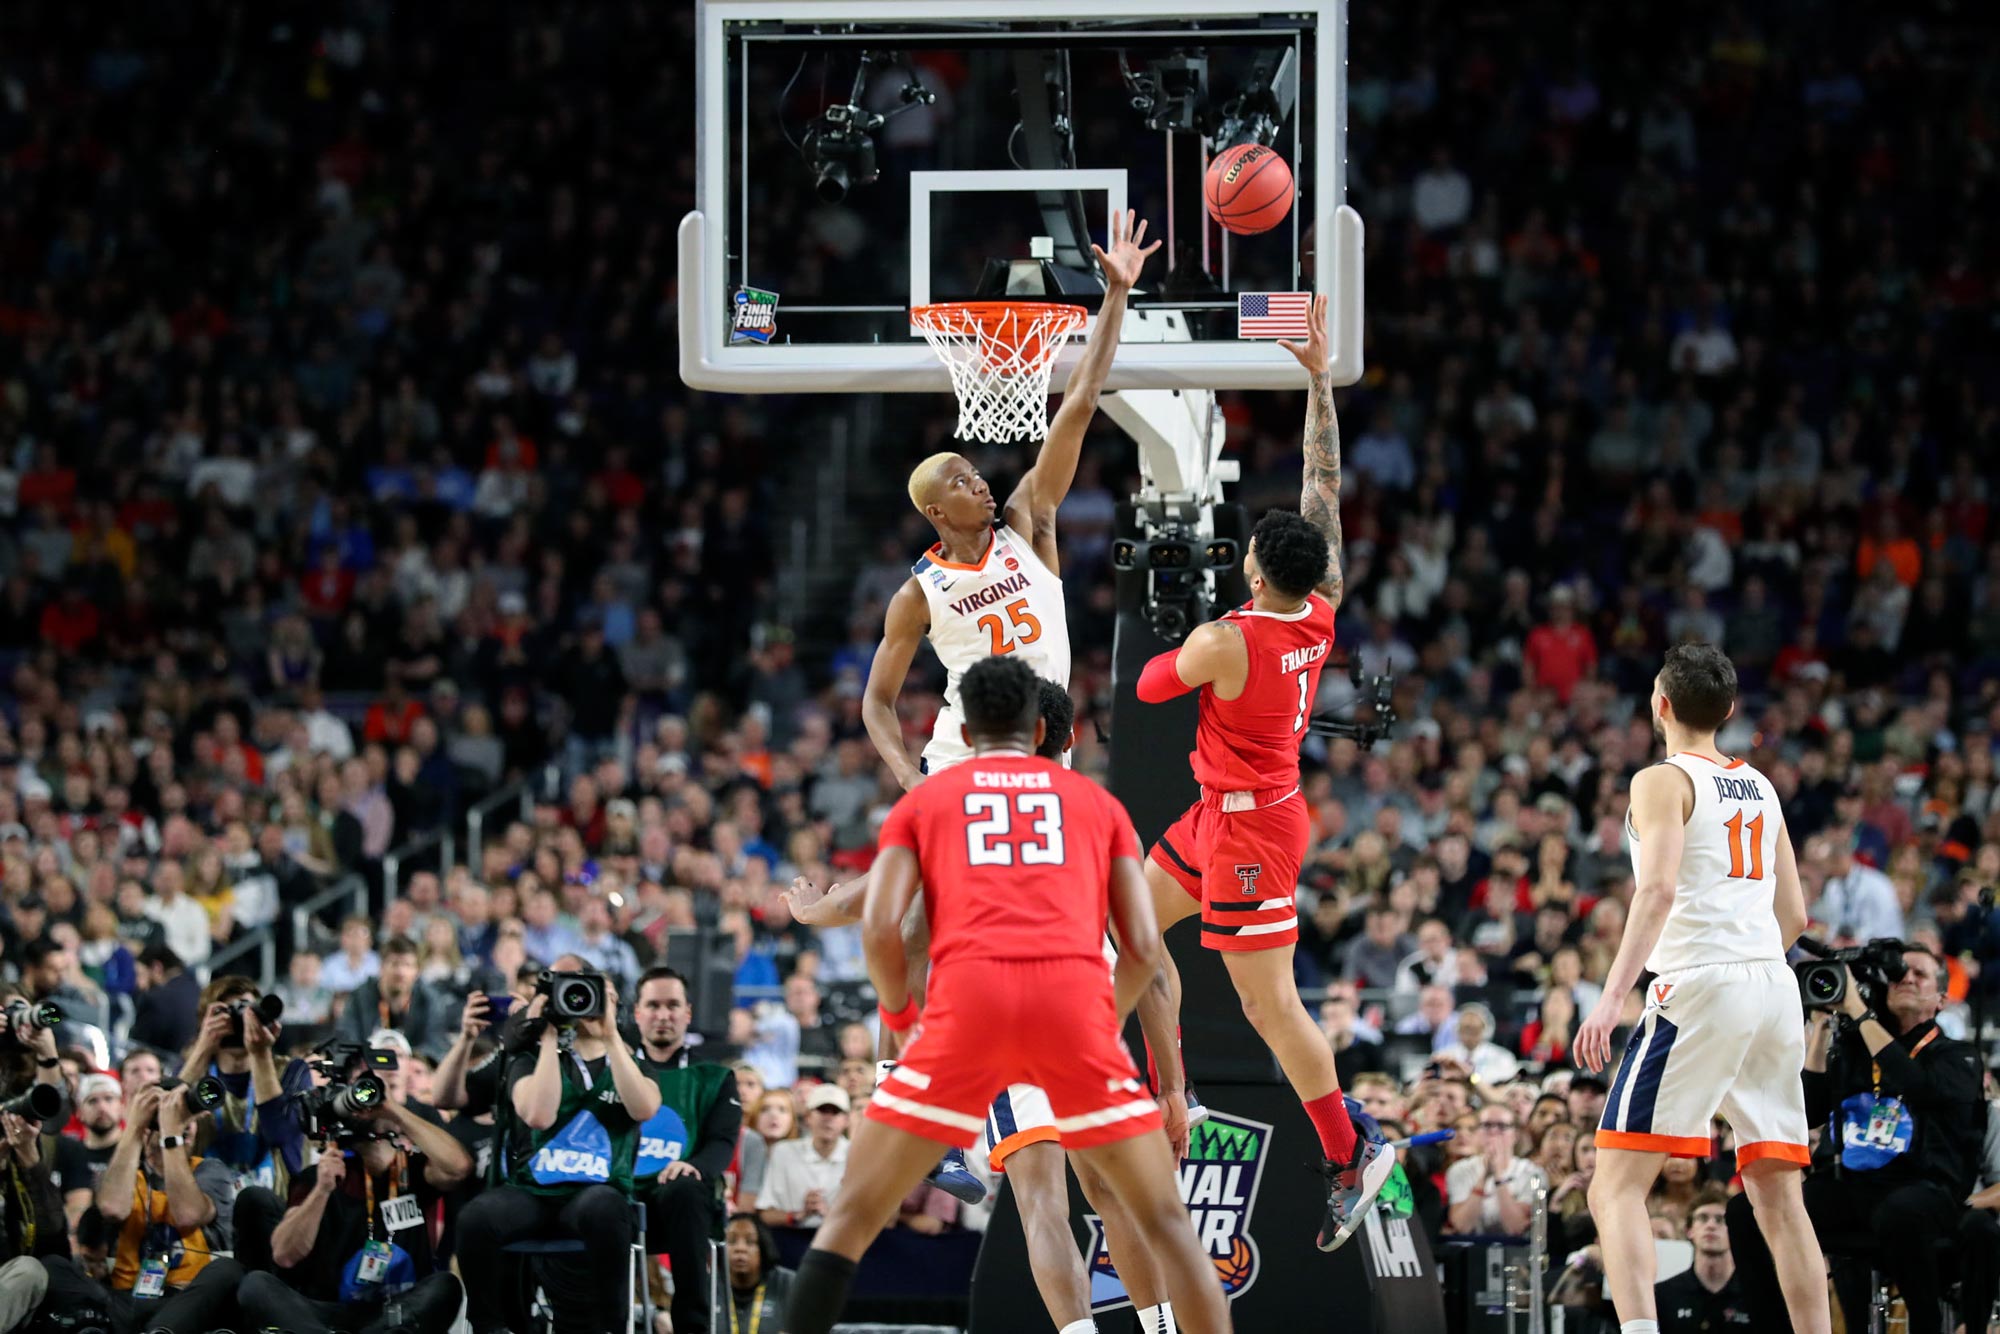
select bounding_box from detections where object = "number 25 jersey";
[876,753,1139,969]
[912,525,1072,772]
[1635,752,1786,974]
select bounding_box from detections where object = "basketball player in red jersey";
[1132,295,1392,1252]
[781,657,1232,1334]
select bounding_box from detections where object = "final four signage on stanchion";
[1084,1111,1275,1314]
[968,1084,1449,1333]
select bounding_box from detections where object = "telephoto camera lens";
[334,1073,388,1119]
[5,999,62,1033]
[0,1083,63,1122]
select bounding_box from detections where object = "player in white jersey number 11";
[1574,643,1831,1334]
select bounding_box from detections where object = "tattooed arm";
[1277,293,1345,610]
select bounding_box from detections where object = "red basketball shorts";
[1150,788,1306,952]
[866,956,1162,1152]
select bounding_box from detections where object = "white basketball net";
[912,303,1087,444]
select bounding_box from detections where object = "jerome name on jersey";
[947,572,1032,616]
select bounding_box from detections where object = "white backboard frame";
[683,0,1362,393]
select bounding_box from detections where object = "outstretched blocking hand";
[1276,293,1330,377]
[1092,209,1161,292]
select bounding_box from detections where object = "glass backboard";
[682,0,1363,394]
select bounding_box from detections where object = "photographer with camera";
[30,1082,244,1334]
[1,986,72,1137]
[456,970,660,1334]
[1728,943,1985,1334]
[176,975,310,1273]
[236,1045,471,1334]
[633,965,743,1334]
[0,1102,66,1334]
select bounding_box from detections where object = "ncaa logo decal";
[1084,1110,1272,1313]
[1234,864,1262,896]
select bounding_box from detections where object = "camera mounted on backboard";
[1304,650,1398,751]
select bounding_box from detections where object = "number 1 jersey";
[1633,752,1787,974]
[912,525,1072,772]
[876,753,1140,969]
[1191,594,1337,793]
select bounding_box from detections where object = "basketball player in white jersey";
[1574,643,1830,1334]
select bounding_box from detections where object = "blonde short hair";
[906,451,961,514]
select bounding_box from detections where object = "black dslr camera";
[217,993,285,1049]
[298,1041,398,1141]
[2,998,62,1044]
[537,970,606,1022]
[1795,936,1909,1013]
[156,1074,227,1113]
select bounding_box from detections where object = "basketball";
[1212,1235,1255,1289]
[1204,144,1294,235]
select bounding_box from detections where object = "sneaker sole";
[928,1175,989,1205]
[1186,1099,1211,1127]
[1318,1145,1394,1253]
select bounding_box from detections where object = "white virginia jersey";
[912,524,1071,772]
[1635,753,1786,974]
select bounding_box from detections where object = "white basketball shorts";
[982,1083,1059,1172]
[1598,958,1810,1168]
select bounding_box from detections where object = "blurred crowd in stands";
[0,0,1996,1329]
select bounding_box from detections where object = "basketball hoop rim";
[909,300,1088,349]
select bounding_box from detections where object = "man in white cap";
[755,1086,851,1229]
[56,1074,125,1228]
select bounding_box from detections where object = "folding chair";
[505,1199,655,1334]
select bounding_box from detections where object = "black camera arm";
[1304,651,1398,750]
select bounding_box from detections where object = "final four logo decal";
[1084,1110,1273,1313]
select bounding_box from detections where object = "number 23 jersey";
[913,525,1072,772]
[877,753,1139,969]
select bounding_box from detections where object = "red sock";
[1303,1089,1357,1163]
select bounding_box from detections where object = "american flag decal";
[1237,292,1313,339]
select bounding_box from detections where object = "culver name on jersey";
[914,524,1071,772]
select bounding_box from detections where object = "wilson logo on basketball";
[1084,1110,1273,1313]
[1222,147,1268,184]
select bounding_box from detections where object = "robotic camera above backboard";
[681,0,1363,400]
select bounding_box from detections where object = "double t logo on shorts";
[1234,864,1262,896]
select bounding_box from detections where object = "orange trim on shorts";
[988,1125,1062,1173]
[1595,1130,1711,1158]
[1734,1140,1811,1168]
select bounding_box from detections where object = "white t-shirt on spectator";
[757,1137,851,1226]
[322,949,381,994]
[146,894,213,966]
[1812,863,1903,944]
[1446,1155,1546,1234]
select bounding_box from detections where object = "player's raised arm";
[863,580,930,791]
[1574,764,1691,1071]
[1004,210,1160,560]
[1277,293,1345,610]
